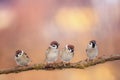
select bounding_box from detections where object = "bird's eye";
[19,53,21,55]
[52,45,55,47]
[71,49,74,52]
[68,48,71,51]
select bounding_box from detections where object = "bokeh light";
[0,8,16,29]
[0,0,120,80]
[55,7,98,32]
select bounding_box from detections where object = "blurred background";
[0,0,120,80]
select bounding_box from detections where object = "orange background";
[0,0,120,80]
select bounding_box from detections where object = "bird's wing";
[24,53,29,58]
[46,48,50,54]
[72,52,74,56]
[23,53,31,62]
[44,48,51,62]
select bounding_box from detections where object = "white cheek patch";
[88,43,92,48]
[18,51,24,57]
[65,45,68,50]
[18,54,22,57]
[50,45,57,49]
[69,49,72,53]
[65,45,72,53]
[54,45,57,49]
[21,50,24,55]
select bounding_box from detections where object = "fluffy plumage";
[60,44,74,63]
[45,41,59,63]
[15,50,31,66]
[86,40,98,60]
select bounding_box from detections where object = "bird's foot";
[66,62,70,66]
[63,62,70,67]
[47,63,53,66]
[14,65,22,69]
[85,58,90,62]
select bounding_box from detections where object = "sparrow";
[86,40,98,60]
[15,50,31,66]
[45,41,60,64]
[60,44,74,63]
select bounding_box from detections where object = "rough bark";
[0,54,120,75]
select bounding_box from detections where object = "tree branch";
[0,54,120,75]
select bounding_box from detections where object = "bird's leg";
[85,58,90,62]
[85,58,94,62]
[46,62,54,67]
[63,62,66,67]
[60,61,66,66]
[47,63,51,66]
[45,63,53,69]
[92,57,98,62]
[63,62,70,67]
[14,65,22,69]
[59,61,70,67]
[25,64,29,67]
[89,59,94,62]
[66,62,70,66]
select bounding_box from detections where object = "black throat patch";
[92,42,95,48]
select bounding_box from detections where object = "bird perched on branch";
[86,40,98,61]
[60,44,74,63]
[15,50,31,66]
[45,41,60,64]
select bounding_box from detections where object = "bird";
[86,40,98,60]
[60,44,74,63]
[15,50,31,66]
[45,41,60,64]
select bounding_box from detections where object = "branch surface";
[0,54,120,75]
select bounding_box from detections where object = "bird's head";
[50,41,59,49]
[66,44,74,53]
[88,40,96,48]
[15,50,24,57]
